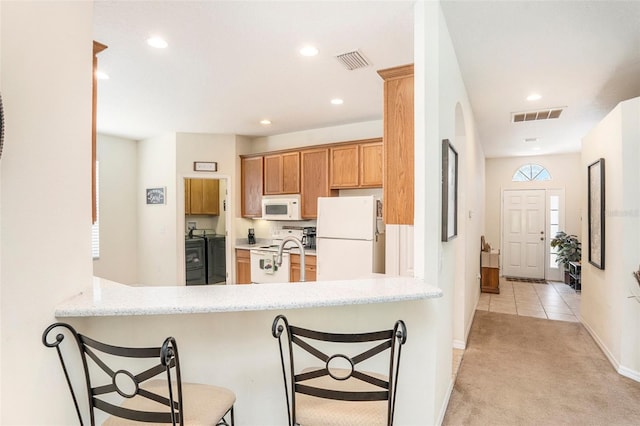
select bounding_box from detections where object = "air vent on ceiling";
[335,50,370,70]
[512,107,564,123]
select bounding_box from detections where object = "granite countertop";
[54,276,442,317]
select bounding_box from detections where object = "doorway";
[502,189,546,279]
[179,175,232,285]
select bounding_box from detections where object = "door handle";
[540,237,544,241]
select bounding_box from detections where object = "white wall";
[415,1,486,422]
[137,133,178,285]
[176,132,237,283]
[581,97,640,380]
[0,1,94,423]
[251,120,382,153]
[93,134,138,284]
[485,153,582,251]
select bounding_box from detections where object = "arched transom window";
[512,164,551,182]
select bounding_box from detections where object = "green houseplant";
[550,231,582,283]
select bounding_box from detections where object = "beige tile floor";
[476,277,581,322]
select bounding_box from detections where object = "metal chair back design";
[42,322,217,425]
[272,315,407,426]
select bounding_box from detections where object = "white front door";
[502,189,546,279]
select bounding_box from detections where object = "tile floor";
[476,277,581,322]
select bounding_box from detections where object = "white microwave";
[261,195,302,221]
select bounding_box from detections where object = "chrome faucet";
[276,236,305,282]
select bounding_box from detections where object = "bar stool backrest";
[272,315,407,426]
[42,322,184,425]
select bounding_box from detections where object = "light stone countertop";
[54,276,442,317]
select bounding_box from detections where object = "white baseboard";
[581,316,640,382]
[619,365,640,381]
[452,339,466,350]
[437,377,455,426]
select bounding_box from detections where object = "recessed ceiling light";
[147,36,168,49]
[260,119,272,125]
[330,98,344,105]
[300,46,319,57]
[526,93,542,101]
[95,70,109,80]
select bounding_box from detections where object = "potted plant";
[550,231,582,283]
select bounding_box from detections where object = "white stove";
[249,229,304,283]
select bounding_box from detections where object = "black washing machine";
[185,237,206,285]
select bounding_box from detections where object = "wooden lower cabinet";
[235,249,252,284]
[290,254,316,282]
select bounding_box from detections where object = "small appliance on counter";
[248,228,256,245]
[302,226,316,250]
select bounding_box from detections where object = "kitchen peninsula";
[53,277,442,425]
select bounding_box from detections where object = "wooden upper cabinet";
[329,145,359,188]
[300,148,336,219]
[329,140,383,189]
[92,41,107,224]
[264,152,300,194]
[378,64,414,225]
[359,141,383,187]
[241,156,263,218]
[185,179,219,215]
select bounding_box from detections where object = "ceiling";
[94,1,640,159]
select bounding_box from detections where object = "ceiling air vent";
[335,50,370,70]
[512,107,564,123]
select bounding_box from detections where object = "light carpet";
[443,311,640,425]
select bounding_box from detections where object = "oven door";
[250,250,290,283]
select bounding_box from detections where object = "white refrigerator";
[316,196,385,281]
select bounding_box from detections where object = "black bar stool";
[43,322,235,425]
[272,315,407,426]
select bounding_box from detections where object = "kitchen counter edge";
[235,244,316,256]
[55,276,442,317]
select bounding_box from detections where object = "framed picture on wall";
[587,158,605,269]
[441,139,458,242]
[146,187,166,205]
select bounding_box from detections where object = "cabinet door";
[235,249,252,284]
[290,254,317,282]
[184,179,191,215]
[359,142,383,187]
[329,145,359,188]
[263,154,283,195]
[264,152,300,194]
[281,152,300,193]
[301,148,334,219]
[202,179,220,215]
[241,156,263,218]
[189,179,219,215]
[379,65,414,225]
